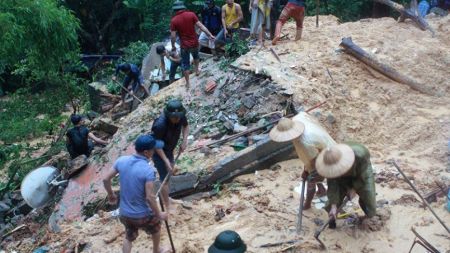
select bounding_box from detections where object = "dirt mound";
[3,14,450,253]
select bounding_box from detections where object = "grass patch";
[0,88,68,143]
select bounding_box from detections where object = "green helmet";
[164,99,186,118]
[208,230,247,253]
[172,1,187,10]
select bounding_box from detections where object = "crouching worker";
[66,114,108,159]
[103,135,170,253]
[315,142,376,228]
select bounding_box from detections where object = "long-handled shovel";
[158,197,176,252]
[296,179,306,233]
[155,148,183,253]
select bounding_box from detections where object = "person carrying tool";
[170,1,215,89]
[315,142,377,227]
[112,63,150,104]
[156,45,181,84]
[272,0,305,45]
[66,114,109,159]
[208,230,246,253]
[102,135,170,253]
[151,99,189,212]
[215,0,244,48]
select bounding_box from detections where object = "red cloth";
[170,10,200,49]
[278,3,305,29]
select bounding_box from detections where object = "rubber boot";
[272,21,283,45]
[295,28,302,41]
[303,184,316,210]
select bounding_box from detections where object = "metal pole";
[296,180,306,233]
[391,161,450,234]
[158,196,176,252]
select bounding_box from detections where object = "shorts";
[120,215,161,241]
[153,150,174,181]
[180,47,199,72]
[278,3,305,29]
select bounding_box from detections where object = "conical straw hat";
[269,118,305,142]
[315,144,355,179]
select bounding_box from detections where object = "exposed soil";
[2,14,450,252]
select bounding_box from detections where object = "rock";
[86,111,100,121]
[182,202,193,210]
[0,201,10,213]
[48,212,61,233]
[88,82,120,113]
[233,123,248,133]
[91,118,119,135]
[326,113,336,124]
[66,155,89,176]
[242,96,256,109]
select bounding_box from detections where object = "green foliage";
[0,74,86,143]
[121,41,151,67]
[0,0,80,82]
[124,0,173,43]
[225,37,250,59]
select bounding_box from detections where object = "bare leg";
[295,28,302,41]
[161,183,171,211]
[194,59,200,76]
[317,183,326,196]
[151,231,161,253]
[272,21,283,45]
[183,70,190,89]
[304,183,316,210]
[122,238,132,253]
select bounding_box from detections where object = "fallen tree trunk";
[373,0,435,36]
[339,37,435,96]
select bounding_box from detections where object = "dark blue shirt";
[66,126,89,156]
[115,63,141,80]
[151,113,188,153]
[201,5,222,35]
[114,155,156,218]
[288,0,305,7]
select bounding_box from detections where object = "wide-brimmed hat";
[315,144,355,179]
[208,230,246,253]
[172,1,187,10]
[269,118,305,142]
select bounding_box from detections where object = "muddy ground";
[2,14,450,252]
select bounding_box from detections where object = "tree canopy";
[0,0,80,83]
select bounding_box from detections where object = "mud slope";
[6,15,450,253]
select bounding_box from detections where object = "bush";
[121,41,151,67]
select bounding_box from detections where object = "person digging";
[103,135,170,253]
[151,99,189,213]
[315,142,377,228]
[269,117,329,211]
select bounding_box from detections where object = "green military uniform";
[325,142,376,218]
